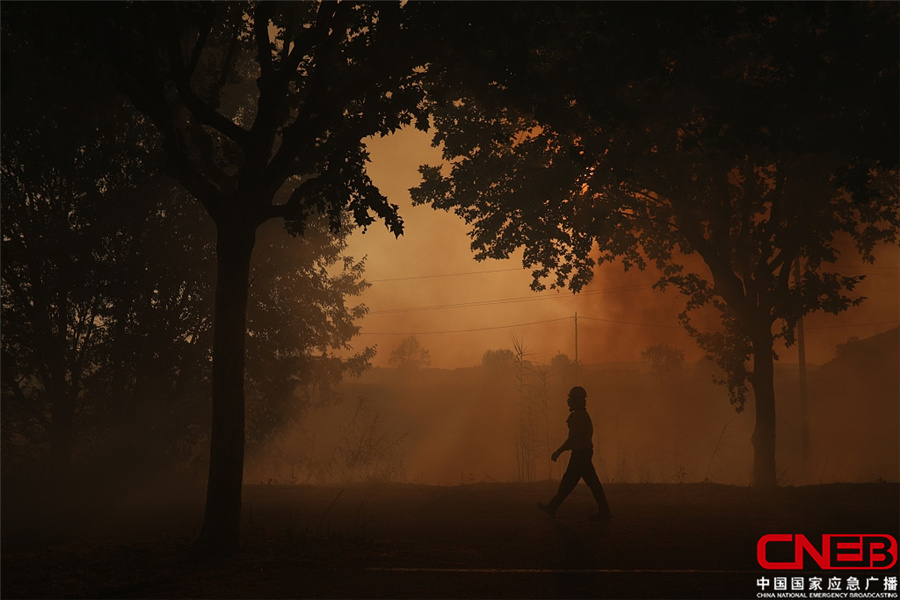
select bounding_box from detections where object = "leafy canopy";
[95,1,430,235]
[413,3,899,406]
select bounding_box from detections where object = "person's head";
[567,386,587,411]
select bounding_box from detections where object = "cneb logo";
[757,534,898,570]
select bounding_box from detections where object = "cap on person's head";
[567,386,587,409]
[568,386,587,400]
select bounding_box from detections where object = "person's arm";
[551,444,567,462]
[552,412,589,461]
[551,417,575,461]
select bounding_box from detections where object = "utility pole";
[795,259,811,482]
[574,312,579,384]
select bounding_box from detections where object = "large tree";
[1,130,129,475]
[84,1,428,551]
[243,218,376,453]
[0,25,157,473]
[413,3,899,487]
[2,120,375,485]
[4,0,374,468]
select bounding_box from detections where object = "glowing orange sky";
[345,128,900,369]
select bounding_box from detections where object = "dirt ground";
[2,481,898,599]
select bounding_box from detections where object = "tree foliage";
[413,2,899,486]
[1,123,376,477]
[1,66,160,472]
[641,345,686,380]
[93,1,428,236]
[388,336,431,370]
[244,219,376,451]
[481,348,515,370]
[77,1,432,550]
[1,2,381,497]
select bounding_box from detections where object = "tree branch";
[279,2,299,65]
[283,1,342,77]
[254,2,276,78]
[269,3,394,183]
[71,300,102,386]
[166,20,251,149]
[210,13,242,109]
[185,4,215,78]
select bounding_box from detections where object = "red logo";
[757,534,898,570]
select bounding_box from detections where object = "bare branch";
[116,58,223,215]
[166,23,252,149]
[254,2,275,78]
[279,2,299,65]
[210,14,243,108]
[136,91,223,216]
[185,5,215,77]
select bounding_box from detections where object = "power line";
[368,284,649,315]
[367,267,525,283]
[579,316,900,332]
[846,275,900,280]
[578,314,683,329]
[359,314,898,337]
[364,262,896,318]
[366,263,898,285]
[359,316,572,336]
[806,320,899,330]
[360,314,678,336]
[366,268,895,317]
[362,312,703,335]
[830,264,900,271]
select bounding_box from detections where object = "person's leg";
[539,455,582,516]
[582,458,611,519]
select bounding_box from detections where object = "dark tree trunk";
[198,219,256,553]
[750,327,777,488]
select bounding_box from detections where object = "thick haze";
[3,10,897,595]
[245,133,900,487]
[347,128,900,370]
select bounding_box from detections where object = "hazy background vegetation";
[243,327,899,488]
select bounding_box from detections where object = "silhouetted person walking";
[538,386,611,520]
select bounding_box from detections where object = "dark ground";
[2,481,898,599]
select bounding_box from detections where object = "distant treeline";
[247,326,899,487]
